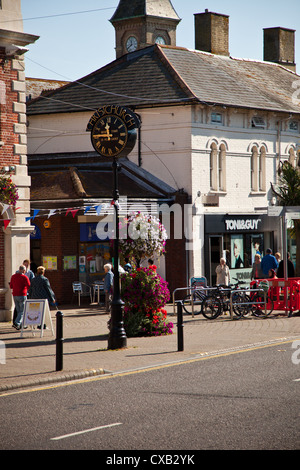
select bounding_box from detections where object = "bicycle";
[248,280,274,318]
[182,286,207,315]
[201,281,249,319]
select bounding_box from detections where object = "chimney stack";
[194,9,229,56]
[264,27,296,72]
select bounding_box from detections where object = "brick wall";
[0,229,4,309]
[0,48,19,167]
[34,215,80,304]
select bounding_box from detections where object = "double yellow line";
[1,338,298,397]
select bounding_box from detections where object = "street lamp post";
[108,158,127,349]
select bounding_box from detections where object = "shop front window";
[79,222,112,284]
[223,233,265,282]
[79,242,111,284]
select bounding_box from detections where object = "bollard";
[177,301,184,351]
[56,311,64,371]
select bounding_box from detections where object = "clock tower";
[110,0,181,58]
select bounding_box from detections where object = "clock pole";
[108,157,127,349]
[86,105,140,350]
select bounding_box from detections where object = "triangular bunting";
[48,209,56,218]
[84,206,92,214]
[1,204,10,215]
[32,209,40,220]
[3,219,11,229]
[66,208,79,218]
[95,204,102,215]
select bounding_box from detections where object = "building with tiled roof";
[26,77,69,101]
[26,7,300,301]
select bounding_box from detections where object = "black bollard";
[177,301,184,351]
[56,311,64,371]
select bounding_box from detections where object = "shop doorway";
[209,235,223,285]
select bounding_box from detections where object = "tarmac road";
[0,302,300,393]
[0,342,299,451]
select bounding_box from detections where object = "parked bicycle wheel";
[201,296,221,319]
[232,292,251,318]
[182,291,205,315]
[251,293,274,317]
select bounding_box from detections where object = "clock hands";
[93,122,113,140]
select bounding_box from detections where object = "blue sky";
[19,0,300,80]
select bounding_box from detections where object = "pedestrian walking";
[28,266,56,306]
[9,265,31,329]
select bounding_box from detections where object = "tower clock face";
[126,36,138,52]
[91,114,128,157]
[155,36,166,45]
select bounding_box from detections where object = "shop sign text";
[225,218,261,231]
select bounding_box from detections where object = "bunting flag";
[111,200,121,209]
[25,209,40,222]
[84,206,92,214]
[47,209,56,218]
[1,204,10,215]
[66,208,79,218]
[33,209,40,220]
[95,204,102,215]
[16,201,114,224]
[0,219,11,229]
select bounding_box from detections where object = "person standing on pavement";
[104,263,114,313]
[13,259,35,324]
[9,265,31,329]
[260,248,278,277]
[215,258,230,285]
[28,266,56,306]
[23,259,35,283]
[250,254,264,280]
[276,252,295,278]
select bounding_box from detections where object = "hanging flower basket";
[0,175,19,207]
[120,265,172,337]
[118,211,167,265]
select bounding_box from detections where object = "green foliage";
[120,266,172,337]
[272,161,300,206]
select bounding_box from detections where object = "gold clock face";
[91,114,128,157]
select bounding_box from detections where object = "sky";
[17,0,300,81]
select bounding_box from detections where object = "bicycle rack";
[229,287,268,319]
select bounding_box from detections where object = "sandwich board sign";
[21,299,54,337]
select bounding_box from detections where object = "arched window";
[251,145,266,192]
[251,146,258,191]
[210,142,226,191]
[259,146,266,191]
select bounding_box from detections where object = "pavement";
[0,301,300,394]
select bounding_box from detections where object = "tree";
[271,161,300,275]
